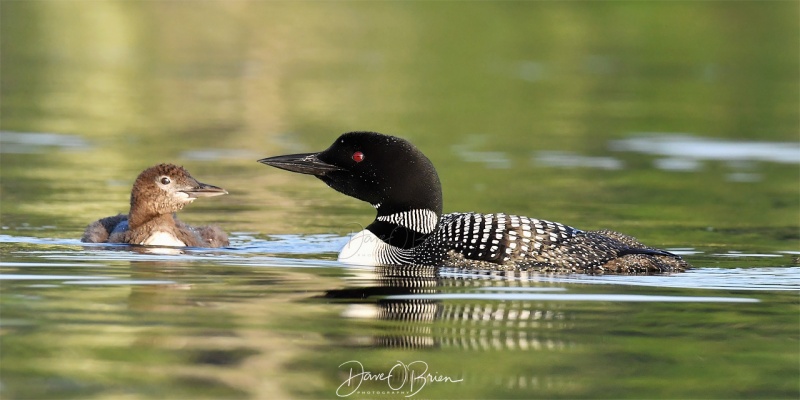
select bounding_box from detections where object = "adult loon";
[81,163,229,248]
[259,132,689,273]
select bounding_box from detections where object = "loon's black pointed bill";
[258,153,342,176]
[183,183,228,198]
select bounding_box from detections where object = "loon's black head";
[258,131,443,216]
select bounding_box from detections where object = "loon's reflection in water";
[323,265,571,351]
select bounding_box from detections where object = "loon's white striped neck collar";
[375,208,440,234]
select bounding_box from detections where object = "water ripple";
[610,134,800,164]
[536,267,800,291]
[0,131,91,154]
[388,293,759,303]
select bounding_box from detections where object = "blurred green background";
[1,1,798,246]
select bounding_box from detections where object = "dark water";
[1,2,799,399]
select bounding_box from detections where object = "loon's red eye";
[352,151,365,163]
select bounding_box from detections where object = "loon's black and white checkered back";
[434,212,578,260]
[404,212,686,272]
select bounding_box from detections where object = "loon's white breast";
[338,229,385,265]
[338,229,420,266]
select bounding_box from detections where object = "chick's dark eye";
[160,177,171,185]
[352,151,365,163]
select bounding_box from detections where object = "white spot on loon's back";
[141,232,186,247]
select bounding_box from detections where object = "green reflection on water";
[1,260,797,399]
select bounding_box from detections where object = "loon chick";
[81,163,229,248]
[258,132,689,273]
